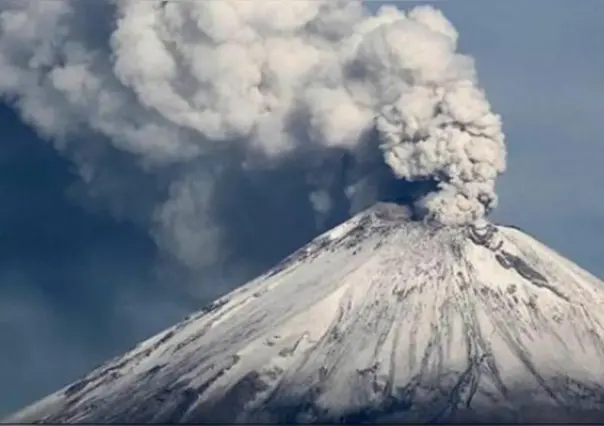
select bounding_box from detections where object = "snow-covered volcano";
[6,203,604,423]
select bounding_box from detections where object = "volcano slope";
[6,202,604,423]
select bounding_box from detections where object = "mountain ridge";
[7,202,604,423]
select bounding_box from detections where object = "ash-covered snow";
[6,202,604,423]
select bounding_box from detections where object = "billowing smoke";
[0,0,505,286]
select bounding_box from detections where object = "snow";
[6,202,604,423]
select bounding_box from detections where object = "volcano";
[6,202,604,423]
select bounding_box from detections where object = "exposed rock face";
[6,203,604,423]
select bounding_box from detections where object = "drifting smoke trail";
[0,0,505,278]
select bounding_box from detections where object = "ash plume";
[0,0,506,284]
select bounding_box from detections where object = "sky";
[1,0,603,417]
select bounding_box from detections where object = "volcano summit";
[7,202,604,423]
[2,0,602,423]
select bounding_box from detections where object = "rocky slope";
[6,203,604,423]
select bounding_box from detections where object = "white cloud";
[0,0,505,271]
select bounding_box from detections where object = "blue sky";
[1,0,603,417]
